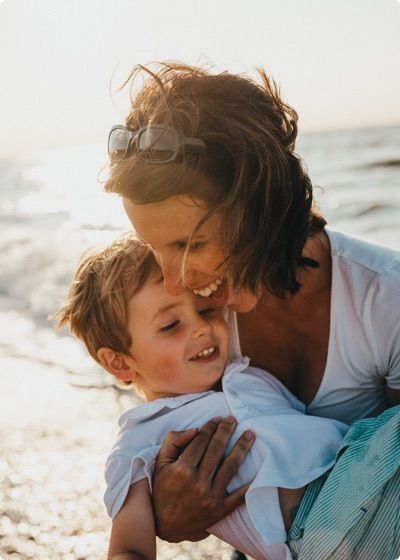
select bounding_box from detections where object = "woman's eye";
[190,242,204,251]
[160,320,180,332]
[175,241,204,252]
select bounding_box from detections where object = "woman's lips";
[209,280,230,307]
[193,278,222,297]
[192,278,228,304]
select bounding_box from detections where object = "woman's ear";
[97,347,136,383]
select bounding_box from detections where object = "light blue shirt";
[104,358,347,560]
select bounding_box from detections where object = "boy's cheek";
[214,320,230,356]
[157,355,182,378]
[218,318,230,340]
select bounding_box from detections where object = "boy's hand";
[152,417,254,543]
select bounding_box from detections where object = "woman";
[105,62,400,557]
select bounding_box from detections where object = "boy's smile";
[124,276,229,401]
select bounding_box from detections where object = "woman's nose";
[155,253,185,295]
[163,274,185,295]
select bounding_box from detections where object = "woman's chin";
[229,297,259,313]
[211,283,259,313]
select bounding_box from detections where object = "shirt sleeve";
[372,267,400,389]
[104,445,160,519]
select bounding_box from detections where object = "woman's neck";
[228,230,331,315]
[236,230,332,402]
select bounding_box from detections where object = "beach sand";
[0,353,235,559]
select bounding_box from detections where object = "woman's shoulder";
[326,227,400,278]
[327,229,400,363]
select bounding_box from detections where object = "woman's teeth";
[192,347,216,359]
[193,279,222,297]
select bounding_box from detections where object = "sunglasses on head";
[108,123,206,163]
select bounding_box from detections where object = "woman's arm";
[108,479,156,560]
[152,417,255,542]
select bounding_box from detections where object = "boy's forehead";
[129,276,197,319]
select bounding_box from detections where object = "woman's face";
[123,195,260,312]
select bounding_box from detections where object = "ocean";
[0,125,399,559]
[1,125,400,388]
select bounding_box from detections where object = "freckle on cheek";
[159,357,179,380]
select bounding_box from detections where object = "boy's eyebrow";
[151,302,178,322]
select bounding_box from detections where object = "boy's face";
[126,276,229,400]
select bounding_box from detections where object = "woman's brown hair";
[105,62,326,295]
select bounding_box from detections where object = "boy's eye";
[198,307,215,316]
[160,320,180,332]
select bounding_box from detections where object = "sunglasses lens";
[138,126,178,162]
[109,128,132,158]
[108,124,204,163]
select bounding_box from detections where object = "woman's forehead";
[123,195,218,246]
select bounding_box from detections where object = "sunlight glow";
[1,0,400,157]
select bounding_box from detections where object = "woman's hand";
[152,417,255,543]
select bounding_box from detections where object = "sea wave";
[366,159,400,168]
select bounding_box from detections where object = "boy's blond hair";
[56,234,159,361]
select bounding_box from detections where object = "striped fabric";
[287,474,329,557]
[287,405,400,560]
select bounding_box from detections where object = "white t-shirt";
[227,229,400,425]
[104,358,347,560]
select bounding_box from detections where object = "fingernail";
[244,430,255,441]
[224,415,237,424]
[210,416,223,424]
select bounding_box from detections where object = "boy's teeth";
[195,347,215,359]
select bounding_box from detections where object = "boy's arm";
[108,478,156,560]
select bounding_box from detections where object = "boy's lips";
[190,345,220,362]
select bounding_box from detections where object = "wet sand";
[0,354,234,559]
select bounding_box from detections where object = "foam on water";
[0,143,132,387]
[1,126,399,386]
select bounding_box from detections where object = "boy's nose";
[192,318,212,339]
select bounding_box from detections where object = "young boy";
[57,234,349,560]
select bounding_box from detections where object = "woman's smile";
[123,195,227,294]
[192,278,223,297]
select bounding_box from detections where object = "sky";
[0,0,399,157]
